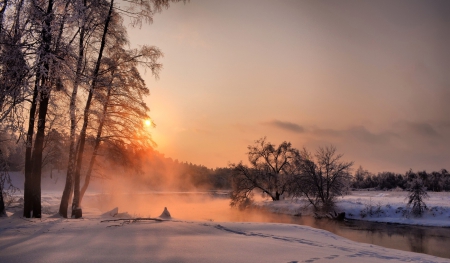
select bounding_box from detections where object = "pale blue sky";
[127,0,450,173]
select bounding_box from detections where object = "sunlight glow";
[144,119,152,127]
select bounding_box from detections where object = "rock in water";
[159,207,171,219]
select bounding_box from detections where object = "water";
[86,192,450,259]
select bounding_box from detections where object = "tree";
[406,178,429,217]
[78,42,162,204]
[23,0,57,218]
[58,0,123,218]
[230,137,300,208]
[58,0,103,219]
[351,166,371,189]
[22,0,75,218]
[295,145,353,210]
[0,127,19,217]
[60,0,185,218]
[0,0,30,123]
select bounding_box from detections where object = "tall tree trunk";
[23,81,38,218]
[59,0,87,218]
[0,149,7,217]
[30,0,54,218]
[275,191,280,201]
[80,80,113,204]
[22,0,40,215]
[71,0,114,218]
[0,183,5,217]
[30,88,51,218]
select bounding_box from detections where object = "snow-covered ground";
[1,191,450,262]
[257,191,450,227]
[1,212,448,262]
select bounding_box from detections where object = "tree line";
[83,145,233,191]
[351,167,450,192]
[0,0,184,218]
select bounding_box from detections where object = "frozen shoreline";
[254,191,450,227]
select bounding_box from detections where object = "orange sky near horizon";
[126,0,450,173]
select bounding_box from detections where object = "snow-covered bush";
[406,178,429,217]
[360,199,385,218]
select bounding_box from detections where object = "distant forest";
[351,166,450,192]
[3,131,233,191]
[3,133,449,193]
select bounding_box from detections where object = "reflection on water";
[85,192,450,259]
[334,219,450,259]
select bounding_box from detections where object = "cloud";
[314,128,342,137]
[346,126,396,144]
[405,122,440,138]
[313,125,396,144]
[262,120,305,133]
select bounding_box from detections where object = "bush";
[406,178,429,217]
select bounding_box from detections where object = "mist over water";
[85,191,293,223]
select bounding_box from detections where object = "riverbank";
[255,191,450,227]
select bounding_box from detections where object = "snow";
[102,207,119,217]
[1,217,448,262]
[159,207,172,219]
[339,191,450,227]
[1,191,450,262]
[257,191,450,227]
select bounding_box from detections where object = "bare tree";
[78,42,161,204]
[406,178,429,217]
[230,137,300,208]
[66,0,184,218]
[58,0,115,218]
[22,0,75,218]
[0,0,30,123]
[295,145,353,211]
[22,0,57,218]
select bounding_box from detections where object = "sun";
[144,119,152,127]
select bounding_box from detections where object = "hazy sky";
[126,0,450,173]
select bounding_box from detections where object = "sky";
[126,0,450,173]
